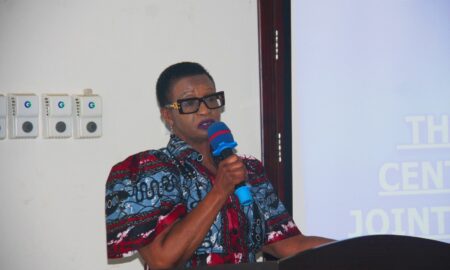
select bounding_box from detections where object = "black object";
[191,235,450,270]
[22,121,33,133]
[55,121,66,133]
[86,121,97,133]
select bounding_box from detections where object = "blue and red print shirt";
[105,135,300,268]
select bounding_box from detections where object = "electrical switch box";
[73,90,102,138]
[8,94,39,138]
[42,94,72,138]
[0,94,6,140]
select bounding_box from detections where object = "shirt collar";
[167,134,204,162]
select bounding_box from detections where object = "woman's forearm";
[138,186,228,269]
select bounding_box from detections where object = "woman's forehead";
[169,74,216,99]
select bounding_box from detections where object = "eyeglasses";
[165,91,225,114]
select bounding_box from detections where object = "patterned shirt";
[105,135,300,268]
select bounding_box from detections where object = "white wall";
[0,1,261,269]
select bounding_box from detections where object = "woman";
[105,62,332,269]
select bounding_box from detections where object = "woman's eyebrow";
[177,89,195,99]
[178,88,215,99]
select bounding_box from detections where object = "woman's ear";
[160,108,173,131]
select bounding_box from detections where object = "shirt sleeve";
[244,158,301,246]
[105,151,186,259]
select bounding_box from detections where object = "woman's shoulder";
[106,148,173,185]
[110,148,168,169]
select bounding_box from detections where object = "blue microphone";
[208,122,253,206]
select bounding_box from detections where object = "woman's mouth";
[198,119,215,130]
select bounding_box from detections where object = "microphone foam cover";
[208,122,237,156]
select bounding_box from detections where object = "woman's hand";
[214,155,248,196]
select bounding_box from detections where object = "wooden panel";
[257,0,292,214]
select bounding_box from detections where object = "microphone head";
[208,121,238,156]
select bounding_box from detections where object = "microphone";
[208,121,253,206]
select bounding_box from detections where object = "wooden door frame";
[257,0,293,214]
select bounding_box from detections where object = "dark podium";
[194,235,450,270]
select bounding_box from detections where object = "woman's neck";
[172,133,218,173]
[190,140,218,174]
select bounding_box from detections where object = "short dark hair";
[156,62,215,108]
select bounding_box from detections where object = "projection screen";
[291,0,450,242]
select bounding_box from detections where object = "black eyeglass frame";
[165,91,225,114]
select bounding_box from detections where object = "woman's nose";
[197,100,210,114]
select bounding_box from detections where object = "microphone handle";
[219,147,234,160]
[219,147,253,206]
